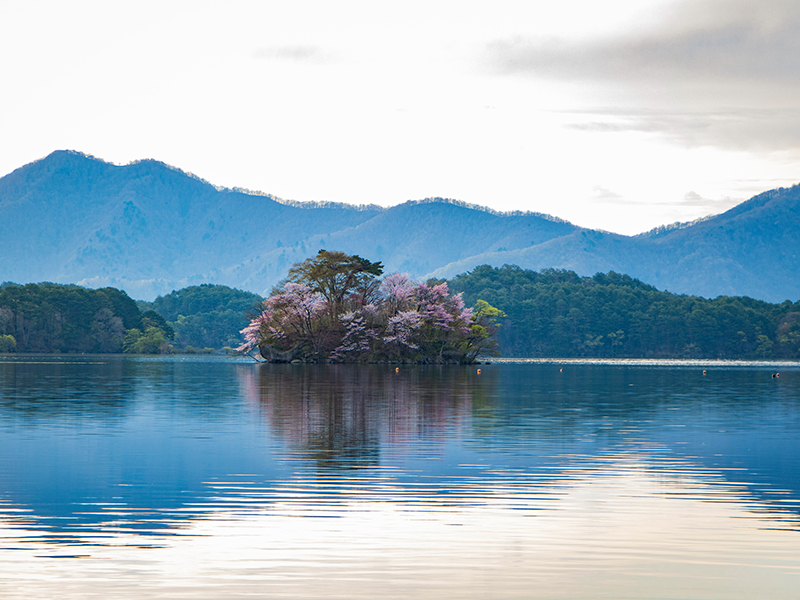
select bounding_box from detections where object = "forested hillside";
[3,272,800,359]
[424,184,800,303]
[0,283,173,353]
[449,265,800,359]
[0,151,574,300]
[4,150,797,302]
[145,284,263,351]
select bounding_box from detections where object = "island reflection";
[239,362,800,524]
[0,357,798,548]
[241,364,494,470]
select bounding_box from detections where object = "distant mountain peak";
[12,149,103,173]
[397,197,573,223]
[2,150,798,302]
[49,149,97,160]
[18,151,572,223]
[265,194,384,212]
[123,157,229,192]
[718,184,800,220]
[636,215,715,239]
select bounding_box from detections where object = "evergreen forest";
[0,283,174,353]
[2,265,800,359]
[143,284,263,352]
[449,265,800,359]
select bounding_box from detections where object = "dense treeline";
[0,282,173,353]
[449,265,800,359]
[5,268,799,359]
[0,282,260,354]
[144,284,263,351]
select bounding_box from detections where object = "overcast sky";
[1,0,797,234]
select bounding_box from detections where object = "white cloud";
[252,45,330,64]
[487,0,800,154]
[488,0,800,85]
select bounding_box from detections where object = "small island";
[237,250,504,363]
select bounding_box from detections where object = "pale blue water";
[1,355,799,599]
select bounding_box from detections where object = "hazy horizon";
[3,148,788,237]
[2,0,798,235]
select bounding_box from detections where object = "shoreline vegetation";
[0,282,253,355]
[450,265,800,360]
[1,257,799,360]
[236,251,503,364]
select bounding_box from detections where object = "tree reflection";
[0,356,134,421]
[240,364,495,470]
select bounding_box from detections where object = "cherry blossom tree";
[287,250,383,319]
[239,254,503,363]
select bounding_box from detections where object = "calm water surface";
[0,355,799,599]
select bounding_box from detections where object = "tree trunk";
[259,343,304,363]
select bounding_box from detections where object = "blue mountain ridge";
[1,150,798,302]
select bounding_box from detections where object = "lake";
[1,355,799,599]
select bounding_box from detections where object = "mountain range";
[1,150,798,302]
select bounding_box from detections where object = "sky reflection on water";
[0,356,799,598]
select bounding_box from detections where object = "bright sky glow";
[1,0,798,234]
